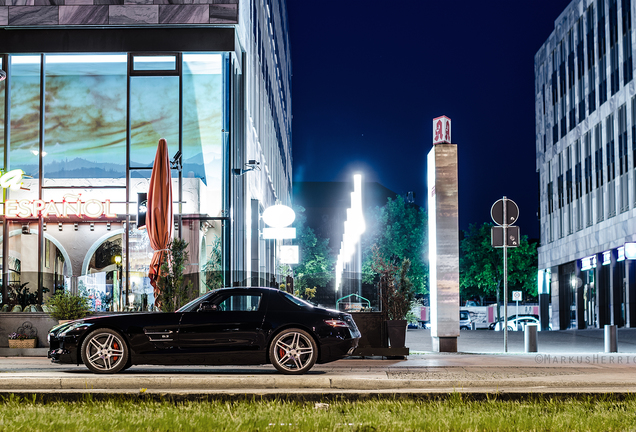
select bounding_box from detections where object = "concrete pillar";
[524,324,538,353]
[427,143,459,352]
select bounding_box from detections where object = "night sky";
[288,0,572,240]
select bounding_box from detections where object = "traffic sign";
[491,198,519,226]
[491,226,520,248]
[512,291,522,301]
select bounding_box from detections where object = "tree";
[157,238,193,312]
[362,195,428,294]
[290,205,334,292]
[460,222,538,319]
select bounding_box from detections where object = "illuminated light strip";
[335,174,365,291]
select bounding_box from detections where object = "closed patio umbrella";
[146,138,174,308]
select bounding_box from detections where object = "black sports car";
[48,287,361,375]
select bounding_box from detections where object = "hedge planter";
[8,338,37,349]
[386,320,407,348]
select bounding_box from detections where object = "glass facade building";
[536,0,636,330]
[0,1,292,320]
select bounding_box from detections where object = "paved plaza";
[2,329,636,397]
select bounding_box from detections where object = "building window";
[618,104,629,212]
[568,30,576,131]
[622,0,633,84]
[558,152,565,238]
[548,160,554,242]
[584,132,594,226]
[609,0,620,95]
[595,123,605,222]
[566,146,574,234]
[552,49,560,144]
[599,0,608,105]
[588,5,597,114]
[606,114,617,217]
[575,139,583,230]
[560,42,568,138]
[577,17,586,122]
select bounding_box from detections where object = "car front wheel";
[269,328,318,375]
[80,329,129,374]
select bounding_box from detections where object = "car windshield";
[460,311,469,320]
[176,290,219,312]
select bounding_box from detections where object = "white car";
[494,316,550,331]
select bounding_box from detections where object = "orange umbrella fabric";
[146,138,174,308]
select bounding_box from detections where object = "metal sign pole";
[503,196,508,353]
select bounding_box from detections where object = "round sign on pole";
[512,291,522,301]
[491,198,519,226]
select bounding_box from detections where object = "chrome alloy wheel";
[269,328,317,374]
[81,329,128,374]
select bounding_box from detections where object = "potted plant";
[8,332,37,349]
[372,245,415,348]
[45,291,91,324]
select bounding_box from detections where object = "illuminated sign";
[618,246,625,262]
[581,255,597,271]
[625,242,636,259]
[603,251,611,265]
[0,194,116,219]
[279,245,299,264]
[261,204,296,239]
[433,115,451,145]
[0,169,26,191]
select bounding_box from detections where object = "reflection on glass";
[128,225,155,311]
[10,55,40,179]
[44,54,127,183]
[83,233,123,311]
[182,54,223,218]
[133,55,177,71]
[7,220,40,312]
[130,76,179,166]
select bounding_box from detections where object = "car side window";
[215,294,261,312]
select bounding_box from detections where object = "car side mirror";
[198,302,218,312]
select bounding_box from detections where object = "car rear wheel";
[80,329,129,374]
[269,328,317,375]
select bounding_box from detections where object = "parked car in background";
[460,310,473,330]
[494,316,550,331]
[422,311,472,330]
[48,287,361,375]
[489,314,541,330]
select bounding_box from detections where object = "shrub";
[46,291,91,321]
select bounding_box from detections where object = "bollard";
[471,322,476,330]
[604,324,618,353]
[524,324,538,353]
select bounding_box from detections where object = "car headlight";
[59,322,90,336]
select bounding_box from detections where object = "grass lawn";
[1,393,636,431]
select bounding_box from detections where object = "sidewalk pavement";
[2,353,636,397]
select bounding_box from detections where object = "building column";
[550,266,560,330]
[627,260,636,327]
[597,252,611,327]
[575,259,586,329]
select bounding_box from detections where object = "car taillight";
[324,319,349,328]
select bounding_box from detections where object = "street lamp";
[114,255,122,310]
